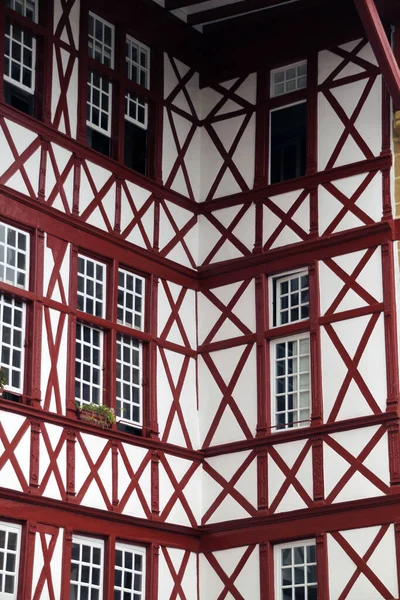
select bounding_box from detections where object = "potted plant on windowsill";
[76,402,116,429]
[0,368,7,397]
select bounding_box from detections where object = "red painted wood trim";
[381,242,400,411]
[199,155,391,214]
[306,52,318,177]
[353,0,400,110]
[29,419,40,491]
[312,436,324,504]
[395,522,400,597]
[151,450,160,517]
[256,275,268,436]
[316,533,330,600]
[254,70,268,189]
[148,274,160,438]
[200,492,400,551]
[202,411,397,457]
[259,542,273,600]
[198,333,256,355]
[388,421,400,487]
[148,543,160,600]
[309,262,323,426]
[257,449,268,512]
[199,220,393,287]
[20,521,36,600]
[66,428,76,499]
[60,528,73,598]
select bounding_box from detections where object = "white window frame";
[114,542,146,600]
[77,255,106,318]
[88,12,114,68]
[125,35,150,89]
[271,333,311,431]
[268,99,307,185]
[0,295,26,394]
[270,269,309,328]
[274,539,317,600]
[70,535,104,600]
[75,323,103,406]
[7,0,38,21]
[270,60,307,98]
[0,222,30,290]
[86,71,113,137]
[116,335,142,427]
[0,520,22,600]
[117,268,145,331]
[4,23,36,95]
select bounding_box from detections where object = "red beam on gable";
[353,0,400,109]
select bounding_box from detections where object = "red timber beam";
[353,0,400,110]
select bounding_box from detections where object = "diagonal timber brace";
[353,0,400,110]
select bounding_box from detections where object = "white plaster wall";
[158,548,198,600]
[324,426,390,503]
[118,444,151,519]
[159,454,202,526]
[74,433,113,511]
[197,204,255,265]
[0,411,30,492]
[197,280,256,345]
[199,545,260,600]
[157,350,199,449]
[318,41,382,171]
[327,524,398,599]
[202,450,257,524]
[38,423,66,500]
[198,344,257,447]
[31,526,64,600]
[321,313,387,422]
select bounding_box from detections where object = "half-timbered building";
[0,0,400,597]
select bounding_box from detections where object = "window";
[75,255,145,429]
[272,271,309,327]
[0,222,29,395]
[275,540,317,600]
[272,335,310,430]
[0,521,21,600]
[70,536,104,600]
[4,0,38,115]
[70,536,146,600]
[270,269,311,431]
[85,12,151,175]
[269,61,307,185]
[114,542,146,600]
[271,61,307,98]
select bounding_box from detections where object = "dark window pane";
[124,119,147,175]
[270,103,307,184]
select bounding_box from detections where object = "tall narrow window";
[75,256,106,406]
[275,540,317,600]
[114,543,146,600]
[70,536,104,600]
[0,222,29,395]
[272,271,309,327]
[272,335,310,430]
[116,268,144,428]
[86,13,114,156]
[124,36,150,175]
[269,61,307,184]
[0,521,22,600]
[4,0,38,115]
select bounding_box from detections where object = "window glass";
[117,269,144,330]
[0,521,21,600]
[116,335,141,426]
[273,272,309,326]
[75,323,103,406]
[271,61,307,97]
[0,296,25,393]
[270,102,307,184]
[70,536,104,600]
[273,336,310,430]
[114,543,146,600]
[276,541,317,600]
[77,256,106,318]
[0,223,29,289]
[88,13,114,68]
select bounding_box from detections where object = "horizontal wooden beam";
[187,0,298,26]
[165,0,210,10]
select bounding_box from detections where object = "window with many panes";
[272,335,310,430]
[272,271,309,327]
[270,269,311,431]
[85,11,151,175]
[275,540,317,600]
[114,542,146,600]
[70,536,104,600]
[0,521,21,600]
[70,536,146,600]
[269,61,308,184]
[4,0,39,115]
[0,222,29,394]
[75,255,145,428]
